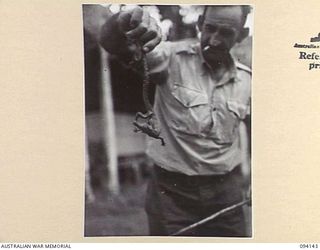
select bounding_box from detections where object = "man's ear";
[237,27,249,43]
[197,15,204,32]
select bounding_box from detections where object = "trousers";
[145,164,249,237]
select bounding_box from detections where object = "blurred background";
[83,4,252,236]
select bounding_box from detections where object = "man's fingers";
[126,10,150,39]
[119,7,143,31]
[126,24,148,39]
[140,18,160,43]
[140,30,157,44]
[118,11,132,32]
[142,36,161,52]
[142,20,161,52]
[130,7,143,28]
[119,7,161,53]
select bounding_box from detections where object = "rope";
[142,56,153,112]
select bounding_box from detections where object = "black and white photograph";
[4,0,320,244]
[83,4,253,237]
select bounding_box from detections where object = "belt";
[154,164,241,187]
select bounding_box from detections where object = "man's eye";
[205,25,217,32]
[220,29,234,37]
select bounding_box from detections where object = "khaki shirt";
[145,39,251,175]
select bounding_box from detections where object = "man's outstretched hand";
[100,7,161,57]
[118,7,161,53]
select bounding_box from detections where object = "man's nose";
[209,33,222,47]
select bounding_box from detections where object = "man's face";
[200,6,245,65]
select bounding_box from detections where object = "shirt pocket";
[211,100,248,144]
[170,83,211,135]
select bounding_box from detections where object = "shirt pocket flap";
[227,100,248,120]
[172,84,208,108]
